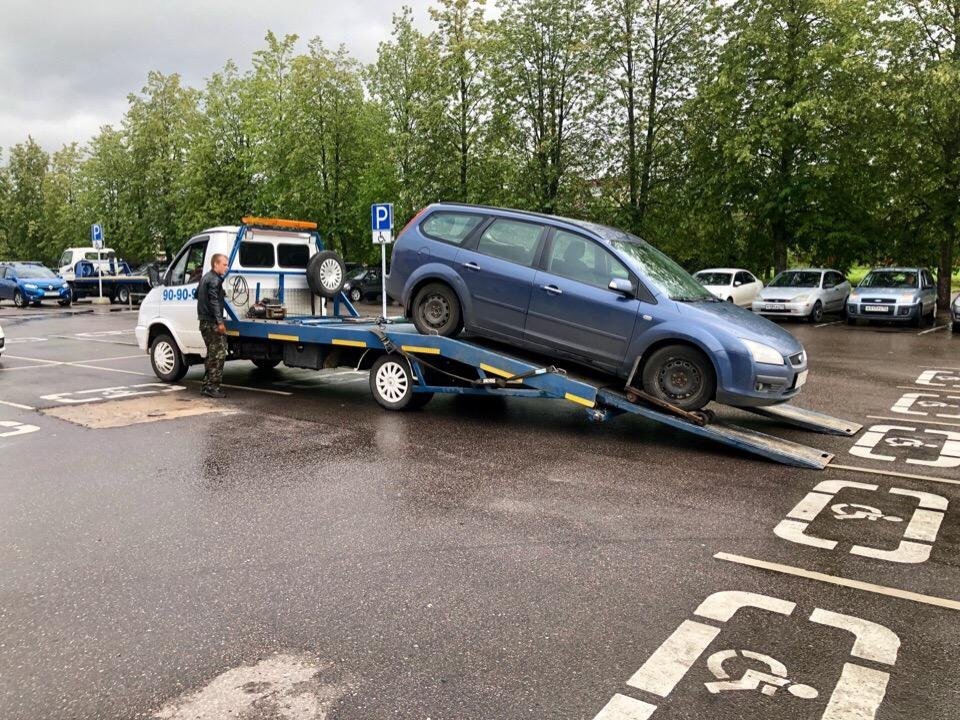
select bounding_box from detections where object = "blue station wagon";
[386,204,807,410]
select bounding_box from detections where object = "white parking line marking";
[920,365,960,371]
[714,552,960,610]
[868,414,960,428]
[815,320,843,328]
[918,324,948,335]
[69,363,152,377]
[593,694,657,720]
[0,420,40,437]
[0,400,35,410]
[829,462,960,487]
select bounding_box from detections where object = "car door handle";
[463,261,481,271]
[541,284,562,295]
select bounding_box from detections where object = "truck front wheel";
[150,333,188,382]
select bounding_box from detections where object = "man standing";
[197,253,229,398]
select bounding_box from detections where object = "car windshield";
[578,226,713,301]
[16,266,56,279]
[770,271,821,288]
[860,270,918,289]
[695,272,732,286]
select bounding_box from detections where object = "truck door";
[162,237,209,354]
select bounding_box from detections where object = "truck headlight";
[898,293,917,304]
[741,338,785,366]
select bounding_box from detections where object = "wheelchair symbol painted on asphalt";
[41,383,185,405]
[0,420,40,438]
[892,392,960,419]
[850,424,960,467]
[915,369,960,389]
[774,480,947,563]
[592,590,900,720]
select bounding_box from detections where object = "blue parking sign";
[371,203,394,244]
[91,223,104,247]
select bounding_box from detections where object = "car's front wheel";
[349,287,362,303]
[641,344,716,411]
[411,282,462,337]
[150,333,188,382]
[13,290,28,308]
[808,300,823,323]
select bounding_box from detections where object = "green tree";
[2,137,48,260]
[490,0,600,214]
[41,143,86,263]
[80,126,140,259]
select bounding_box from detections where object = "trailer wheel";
[307,251,346,299]
[150,333,188,382]
[641,344,715,411]
[369,354,432,410]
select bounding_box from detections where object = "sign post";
[91,224,105,301]
[371,203,394,319]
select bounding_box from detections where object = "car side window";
[168,240,209,286]
[547,230,630,289]
[421,212,485,246]
[822,273,834,288]
[833,272,846,287]
[475,219,544,266]
[923,270,935,289]
[735,271,751,285]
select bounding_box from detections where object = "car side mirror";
[734,280,742,287]
[609,278,636,297]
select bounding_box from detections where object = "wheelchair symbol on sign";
[774,479,947,563]
[850,424,960,467]
[592,591,900,720]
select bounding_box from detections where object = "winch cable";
[369,325,564,388]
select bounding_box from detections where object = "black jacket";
[197,270,225,323]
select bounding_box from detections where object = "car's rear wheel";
[150,333,188,382]
[58,298,72,307]
[369,354,433,410]
[641,344,716,411]
[726,296,734,303]
[411,282,462,337]
[808,301,823,323]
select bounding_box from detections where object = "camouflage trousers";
[199,320,227,389]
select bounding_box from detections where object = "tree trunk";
[638,0,662,224]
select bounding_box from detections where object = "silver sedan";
[752,269,851,323]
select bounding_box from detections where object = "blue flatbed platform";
[222,312,861,470]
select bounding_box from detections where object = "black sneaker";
[202,386,226,399]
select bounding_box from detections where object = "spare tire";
[306,250,346,299]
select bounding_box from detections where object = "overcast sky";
[0,0,446,154]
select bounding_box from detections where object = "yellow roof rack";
[241,216,317,231]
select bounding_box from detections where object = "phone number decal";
[162,288,197,301]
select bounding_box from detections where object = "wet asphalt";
[1,303,959,719]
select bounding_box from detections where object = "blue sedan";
[386,204,807,410]
[0,262,72,308]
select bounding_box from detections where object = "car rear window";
[239,241,276,268]
[421,212,485,246]
[277,243,309,268]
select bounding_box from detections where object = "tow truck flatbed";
[222,312,860,470]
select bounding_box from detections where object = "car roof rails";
[241,216,317,231]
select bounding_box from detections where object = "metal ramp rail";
[222,313,855,470]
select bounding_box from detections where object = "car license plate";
[864,305,890,313]
[794,370,808,389]
[44,291,60,297]
[763,303,786,311]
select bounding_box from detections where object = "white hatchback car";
[694,268,764,307]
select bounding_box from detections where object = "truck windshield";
[770,271,821,288]
[17,266,56,279]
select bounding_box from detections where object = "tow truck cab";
[136,218,340,379]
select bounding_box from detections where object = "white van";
[58,247,117,280]
[136,220,345,381]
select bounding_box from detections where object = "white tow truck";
[135,217,347,380]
